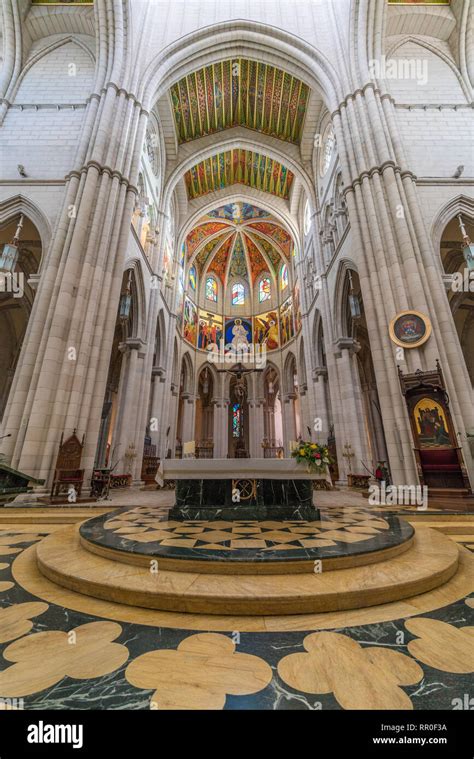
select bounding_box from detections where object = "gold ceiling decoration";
[170,59,309,145]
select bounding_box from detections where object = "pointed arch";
[0,194,52,260]
[333,257,359,339]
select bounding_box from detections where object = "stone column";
[112,337,146,476]
[180,394,196,447]
[282,393,298,456]
[149,367,166,449]
[333,338,371,478]
[312,367,330,443]
[248,398,265,458]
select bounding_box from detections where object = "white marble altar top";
[156,458,331,487]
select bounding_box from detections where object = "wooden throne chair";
[51,430,85,499]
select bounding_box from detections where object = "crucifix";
[342,442,354,473]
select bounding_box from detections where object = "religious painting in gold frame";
[389,310,431,349]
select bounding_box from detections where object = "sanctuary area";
[0,0,472,729]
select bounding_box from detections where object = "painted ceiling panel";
[229,233,247,278]
[186,222,230,258]
[244,234,270,284]
[184,149,294,201]
[246,221,294,259]
[185,204,292,289]
[171,59,309,145]
[194,233,232,275]
[207,234,235,283]
[207,204,271,221]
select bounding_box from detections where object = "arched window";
[304,200,311,236]
[232,282,245,306]
[259,276,271,303]
[189,266,196,291]
[320,125,335,178]
[206,276,218,302]
[232,403,242,438]
[280,264,289,291]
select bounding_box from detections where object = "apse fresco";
[225,318,252,352]
[185,204,293,307]
[184,150,294,201]
[176,270,185,326]
[245,235,269,284]
[186,222,229,258]
[229,234,247,277]
[183,297,198,346]
[207,235,234,283]
[280,297,295,345]
[170,59,310,145]
[294,282,302,333]
[251,232,283,273]
[195,235,229,275]
[207,203,270,221]
[198,311,223,351]
[247,222,293,260]
[254,311,279,350]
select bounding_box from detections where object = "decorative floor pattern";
[0,520,473,711]
[79,505,414,564]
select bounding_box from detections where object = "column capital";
[334,337,361,355]
[152,365,166,379]
[119,337,147,353]
[312,366,328,381]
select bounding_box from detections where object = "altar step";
[36,525,459,616]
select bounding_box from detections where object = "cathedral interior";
[0,0,473,730]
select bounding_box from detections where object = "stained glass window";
[304,199,311,235]
[232,403,241,438]
[205,276,217,302]
[280,264,289,290]
[259,277,271,302]
[189,266,196,290]
[232,282,245,305]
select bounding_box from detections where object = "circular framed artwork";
[389,310,432,349]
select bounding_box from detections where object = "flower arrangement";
[291,441,332,473]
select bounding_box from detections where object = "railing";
[262,439,284,459]
[196,442,214,459]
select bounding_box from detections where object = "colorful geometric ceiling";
[184,149,294,201]
[170,59,309,145]
[184,203,294,286]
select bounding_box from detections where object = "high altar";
[156,458,331,519]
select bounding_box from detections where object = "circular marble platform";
[36,524,459,616]
[78,506,415,574]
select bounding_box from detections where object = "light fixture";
[0,215,24,273]
[457,214,474,271]
[119,270,132,323]
[348,270,361,319]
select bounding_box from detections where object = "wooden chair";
[51,430,85,499]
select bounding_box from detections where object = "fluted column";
[282,393,298,456]
[333,338,371,478]
[312,367,330,444]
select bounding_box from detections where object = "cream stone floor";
[0,490,473,710]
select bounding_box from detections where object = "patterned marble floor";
[79,505,414,563]
[0,513,473,710]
